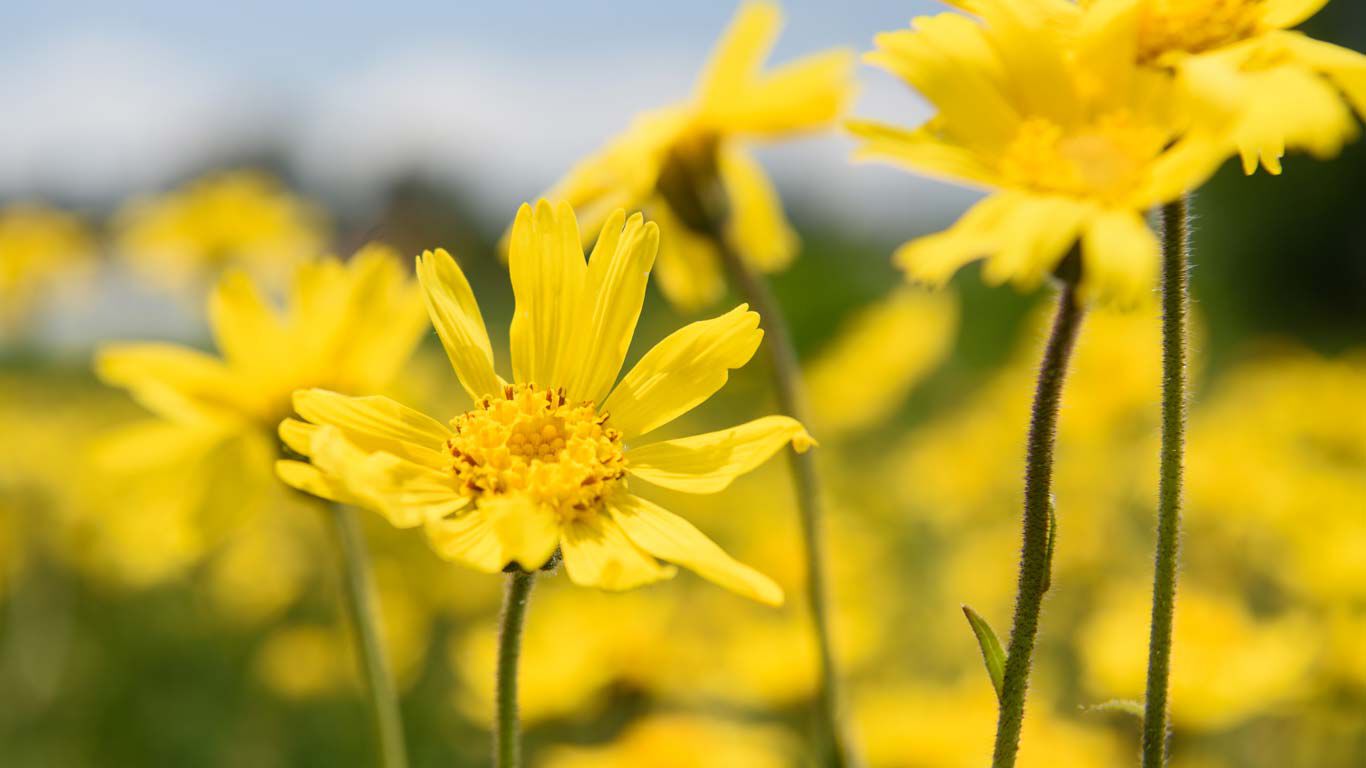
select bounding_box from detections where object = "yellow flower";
[848,0,1231,305]
[541,714,794,768]
[1085,0,1366,173]
[539,2,853,311]
[279,201,811,604]
[115,170,326,291]
[0,204,94,331]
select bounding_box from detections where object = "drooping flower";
[279,201,811,604]
[538,2,854,311]
[1083,0,1366,173]
[848,0,1232,305]
[0,204,94,332]
[115,170,326,291]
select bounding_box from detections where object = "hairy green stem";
[1142,195,1191,767]
[327,503,409,768]
[991,279,1084,768]
[713,237,854,768]
[495,569,536,768]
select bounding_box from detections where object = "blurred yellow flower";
[541,713,794,768]
[540,2,853,311]
[1081,583,1314,731]
[0,204,94,332]
[115,170,326,291]
[849,0,1231,304]
[1090,0,1366,173]
[279,201,808,604]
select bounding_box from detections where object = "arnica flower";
[115,170,326,291]
[98,244,425,457]
[848,0,1232,305]
[278,201,811,605]
[1083,0,1366,174]
[539,2,853,311]
[0,204,94,331]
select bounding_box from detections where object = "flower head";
[849,0,1232,305]
[1082,0,1366,174]
[539,3,854,311]
[0,204,94,332]
[279,201,811,604]
[115,170,326,291]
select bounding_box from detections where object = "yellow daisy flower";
[848,0,1232,305]
[97,243,425,441]
[1084,0,1366,174]
[278,201,811,605]
[115,170,326,291]
[0,204,94,331]
[538,2,854,311]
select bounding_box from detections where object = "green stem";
[495,569,536,768]
[991,278,1085,768]
[713,237,854,768]
[1142,195,1191,767]
[326,503,409,768]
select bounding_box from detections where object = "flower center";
[446,384,627,522]
[1136,0,1265,60]
[998,112,1166,202]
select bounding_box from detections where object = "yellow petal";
[278,417,316,456]
[1261,0,1329,29]
[718,145,798,273]
[693,2,782,113]
[847,119,1000,189]
[95,342,249,425]
[564,210,660,405]
[626,415,814,494]
[308,426,466,529]
[1079,209,1161,307]
[602,304,763,440]
[703,49,856,136]
[428,496,559,572]
[607,493,783,606]
[209,269,287,375]
[651,199,727,312]
[275,459,355,506]
[424,506,508,574]
[508,201,590,390]
[560,513,676,591]
[417,247,502,401]
[292,388,451,467]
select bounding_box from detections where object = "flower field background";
[2,3,1365,767]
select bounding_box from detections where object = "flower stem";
[326,503,409,768]
[1142,195,1191,768]
[713,237,855,768]
[991,278,1084,768]
[495,569,536,768]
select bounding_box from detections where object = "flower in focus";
[280,201,811,604]
[849,0,1232,305]
[0,204,94,332]
[539,2,854,311]
[1086,0,1366,173]
[94,245,425,558]
[115,170,326,292]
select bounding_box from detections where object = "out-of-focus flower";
[1082,0,1366,173]
[849,0,1231,305]
[281,202,807,604]
[0,204,94,332]
[1081,583,1314,731]
[853,680,1126,767]
[254,623,351,700]
[539,2,854,311]
[91,245,425,582]
[541,713,795,768]
[115,170,326,291]
[804,288,958,437]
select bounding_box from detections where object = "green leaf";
[1042,497,1058,593]
[1083,699,1146,719]
[962,604,1006,703]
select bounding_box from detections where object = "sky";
[0,1,976,228]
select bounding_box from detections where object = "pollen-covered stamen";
[446,384,627,522]
[1137,0,1265,60]
[998,112,1166,202]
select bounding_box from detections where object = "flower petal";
[417,247,502,401]
[608,493,783,606]
[651,198,727,312]
[1080,209,1161,307]
[426,496,559,573]
[626,415,814,494]
[96,343,250,425]
[560,513,676,591]
[307,426,466,528]
[292,388,451,467]
[508,200,589,391]
[693,2,782,113]
[602,304,763,440]
[275,459,356,506]
[718,145,798,273]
